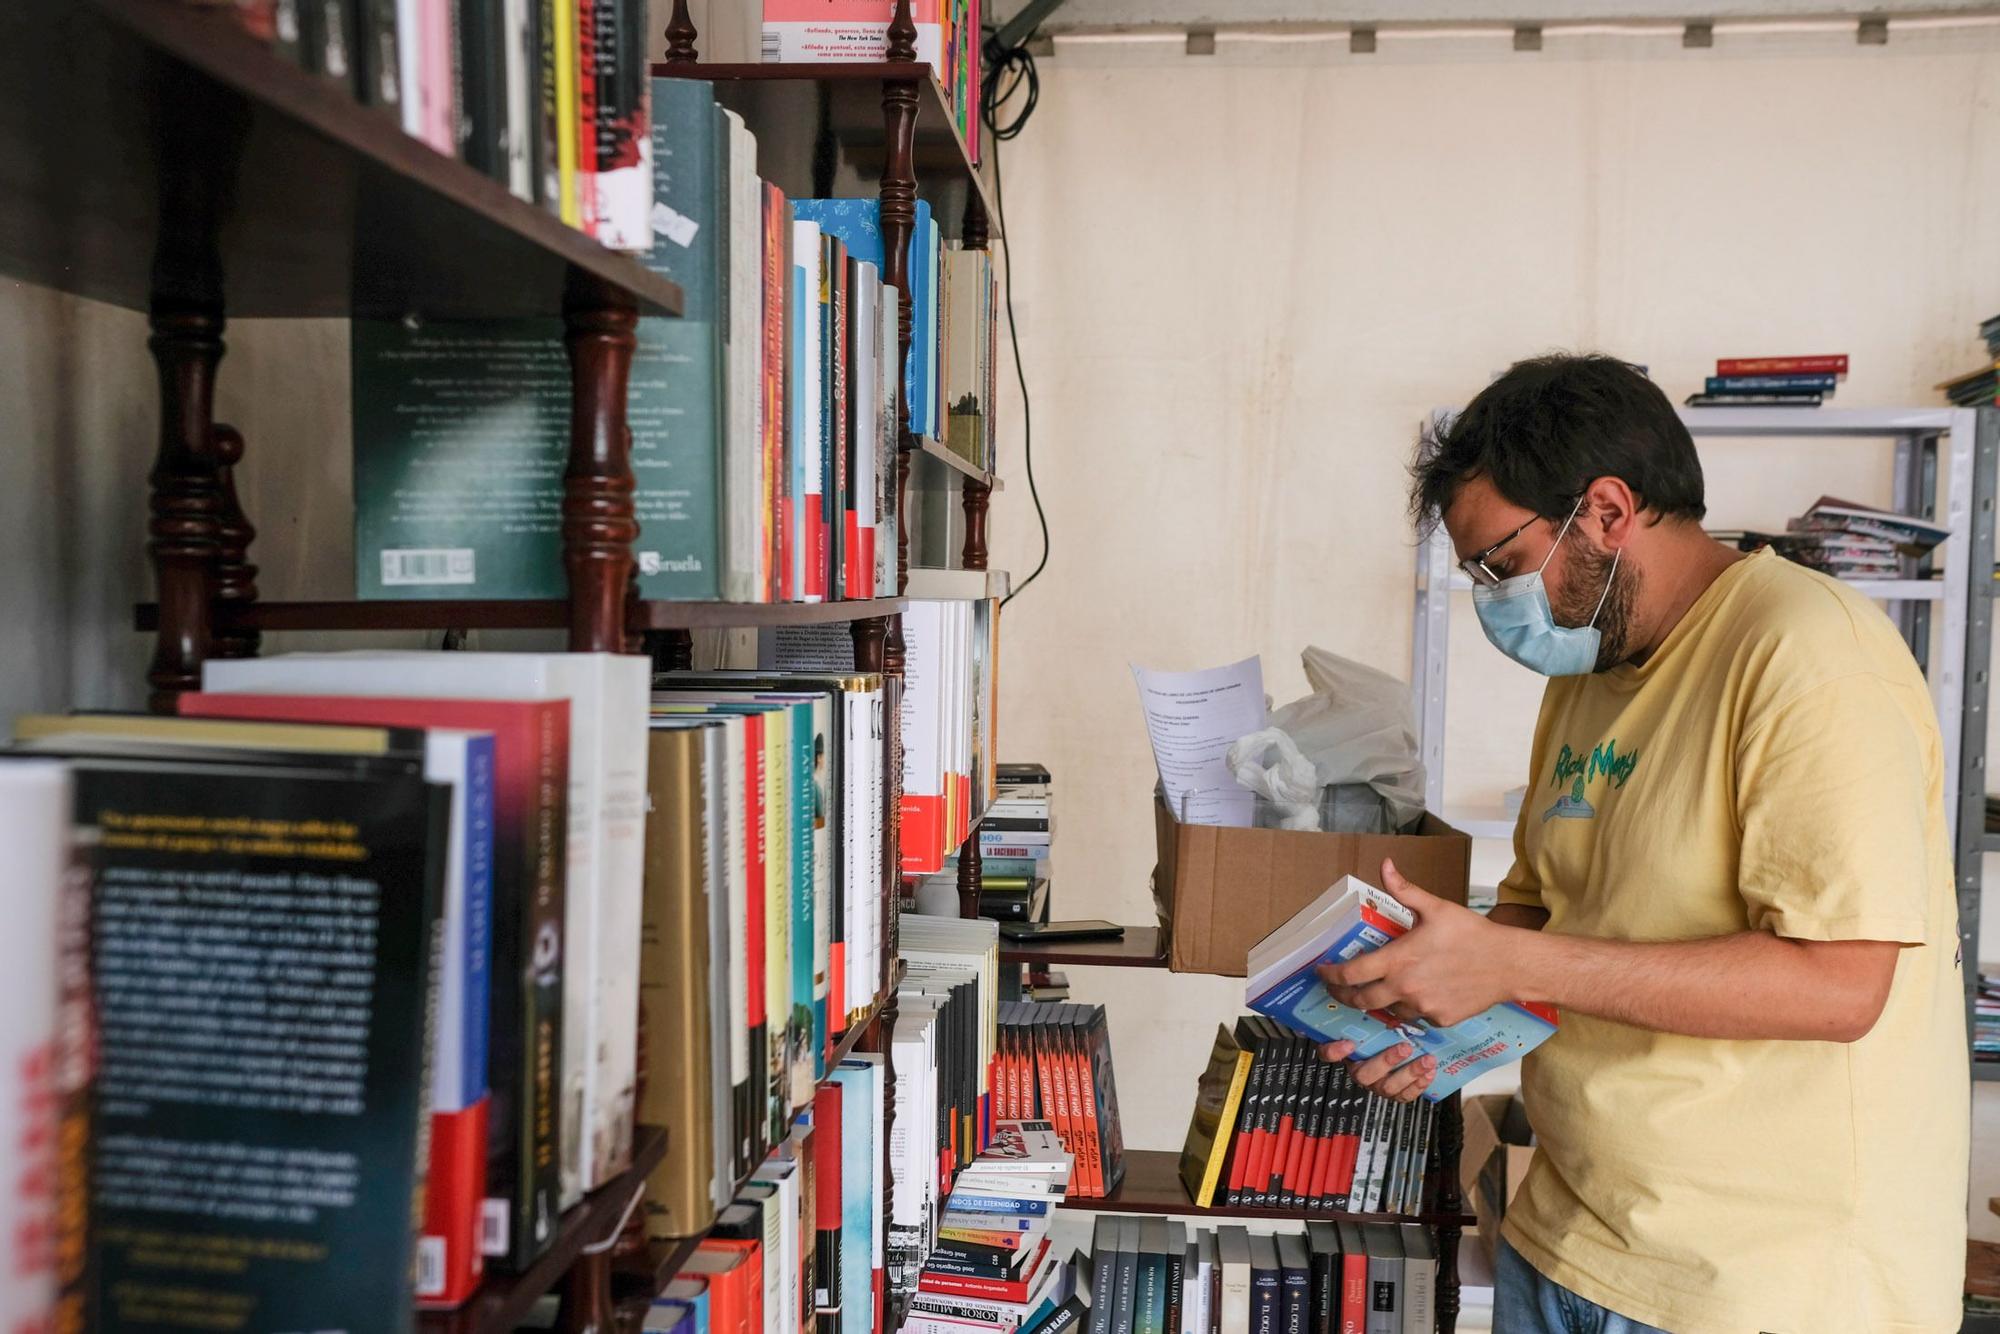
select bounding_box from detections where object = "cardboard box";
[1460,1092,1536,1270]
[1151,795,1472,976]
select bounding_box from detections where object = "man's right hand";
[1320,1038,1436,1103]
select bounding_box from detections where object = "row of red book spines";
[1223,1110,1372,1209]
[990,1044,1112,1199]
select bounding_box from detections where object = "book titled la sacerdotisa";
[1243,878,1557,1101]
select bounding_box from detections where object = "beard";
[1550,537,1638,672]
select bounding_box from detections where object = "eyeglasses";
[1458,515,1540,587]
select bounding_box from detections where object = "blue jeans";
[1495,1239,1669,1334]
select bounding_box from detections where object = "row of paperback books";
[353,79,1000,606]
[1708,493,1951,581]
[1683,353,1848,408]
[640,670,896,1247]
[1083,1220,1437,1334]
[994,1003,1126,1200]
[906,1120,1083,1334]
[1177,1019,1438,1217]
[760,0,985,164]
[648,1055,888,1334]
[892,913,1006,1299]
[227,0,653,246]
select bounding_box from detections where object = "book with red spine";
[1715,355,1848,376]
[811,1081,844,1318]
[573,0,598,237]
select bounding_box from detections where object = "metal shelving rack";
[1408,405,1999,1080]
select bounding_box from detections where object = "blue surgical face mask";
[1470,501,1621,677]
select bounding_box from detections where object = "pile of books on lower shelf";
[1683,354,1846,407]
[1938,315,2000,408]
[1708,494,1949,582]
[1084,1219,1437,1334]
[996,1003,1127,1200]
[905,1120,1083,1334]
[1177,1019,1437,1216]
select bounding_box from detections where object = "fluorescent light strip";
[1054,13,2000,47]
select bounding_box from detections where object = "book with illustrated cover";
[1246,877,1558,1100]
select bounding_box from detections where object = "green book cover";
[351,76,726,601]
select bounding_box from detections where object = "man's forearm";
[1511,928,1898,1043]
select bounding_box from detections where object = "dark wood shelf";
[655,62,995,224]
[1058,1149,1476,1228]
[999,925,1168,969]
[0,0,681,318]
[135,597,909,634]
[419,1124,668,1334]
[915,438,1005,490]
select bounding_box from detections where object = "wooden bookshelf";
[136,597,912,634]
[1058,1148,1476,1229]
[654,62,995,224]
[998,925,1170,968]
[417,1125,668,1334]
[0,0,681,320]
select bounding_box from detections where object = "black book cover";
[458,0,508,180]
[533,0,561,210]
[301,0,355,84]
[1162,1222,1184,1334]
[65,752,441,1333]
[1305,1221,1339,1334]
[356,0,401,110]
[1226,1017,1269,1208]
[1258,1026,1299,1208]
[1086,1004,1126,1195]
[1282,1034,1316,1209]
[1037,1294,1090,1334]
[1277,1232,1309,1334]
[825,237,848,599]
[1086,1216,1115,1334]
[1293,1040,1330,1211]
[1248,1234,1280,1334]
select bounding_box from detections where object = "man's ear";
[1580,475,1640,550]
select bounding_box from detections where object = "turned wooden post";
[960,479,990,571]
[1436,1093,1463,1334]
[881,1,920,678]
[662,0,699,63]
[208,423,261,659]
[850,616,888,676]
[955,835,982,919]
[146,302,228,712]
[555,1248,617,1334]
[563,272,641,654]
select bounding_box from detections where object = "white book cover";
[852,264,881,597]
[752,1157,802,1334]
[394,0,424,138]
[842,690,869,1017]
[696,724,735,1211]
[793,218,824,603]
[1,761,70,1334]
[723,109,764,602]
[501,0,534,200]
[900,600,946,870]
[424,730,494,1115]
[876,291,898,596]
[849,1050,888,1275]
[889,1000,943,1228]
[202,650,651,1205]
[1217,1228,1252,1334]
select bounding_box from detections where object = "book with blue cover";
[1705,372,1838,394]
[785,197,938,437]
[1244,877,1558,1101]
[833,1060,878,1334]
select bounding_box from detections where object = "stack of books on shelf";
[1084,1219,1436,1334]
[225,0,654,246]
[759,0,984,162]
[893,914,1006,1298]
[758,599,999,880]
[1176,1020,1437,1217]
[995,1004,1126,1200]
[1938,314,2000,408]
[1978,973,2000,1067]
[353,78,998,608]
[1683,354,1847,407]
[973,764,1053,900]
[906,1120,1080,1334]
[1708,494,1949,581]
[640,671,893,1244]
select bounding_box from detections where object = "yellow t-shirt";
[1497,547,1969,1333]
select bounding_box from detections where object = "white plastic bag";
[1225,647,1427,833]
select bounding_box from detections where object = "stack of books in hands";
[1084,1219,1437,1334]
[1244,876,1558,1102]
[1684,354,1846,407]
[906,1121,1082,1334]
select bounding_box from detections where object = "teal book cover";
[352,78,727,602]
[833,1062,877,1334]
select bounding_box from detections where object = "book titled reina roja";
[1244,877,1558,1101]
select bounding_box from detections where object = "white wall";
[980,21,2000,1231]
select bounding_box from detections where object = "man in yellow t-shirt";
[1318,355,1969,1333]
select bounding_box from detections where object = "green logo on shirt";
[1543,738,1641,821]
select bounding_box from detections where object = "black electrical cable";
[983,30,1046,607]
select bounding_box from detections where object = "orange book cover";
[686,1237,764,1334]
[1060,1014,1100,1197]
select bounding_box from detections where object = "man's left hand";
[1316,858,1524,1028]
